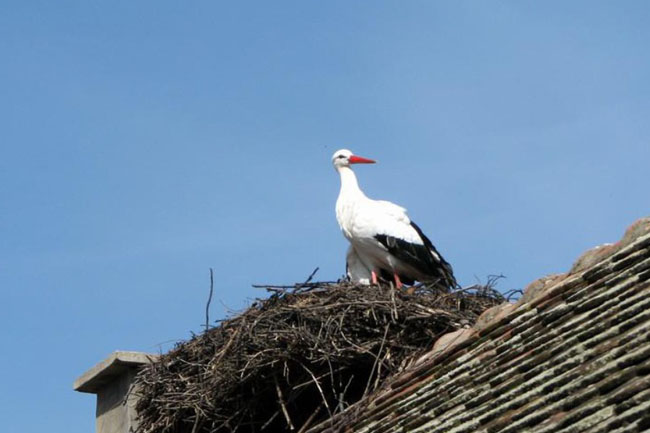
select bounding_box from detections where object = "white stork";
[333,149,457,289]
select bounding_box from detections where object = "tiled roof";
[310,218,650,433]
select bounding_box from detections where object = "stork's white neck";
[337,166,366,199]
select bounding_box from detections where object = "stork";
[345,245,372,285]
[333,149,457,290]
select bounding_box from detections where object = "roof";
[309,217,650,433]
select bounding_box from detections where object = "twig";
[190,410,202,433]
[301,267,319,285]
[504,289,523,302]
[261,410,280,430]
[299,362,332,417]
[297,402,324,433]
[363,323,390,397]
[205,268,214,331]
[486,274,506,289]
[337,375,355,413]
[275,375,295,430]
[251,281,339,290]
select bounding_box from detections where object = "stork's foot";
[393,272,403,289]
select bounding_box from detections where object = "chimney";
[74,351,158,433]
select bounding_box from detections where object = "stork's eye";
[337,155,346,159]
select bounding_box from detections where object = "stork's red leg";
[371,270,379,285]
[393,273,403,289]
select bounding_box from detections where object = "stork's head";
[332,149,376,171]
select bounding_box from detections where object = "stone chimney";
[74,351,157,433]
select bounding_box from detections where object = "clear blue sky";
[1,2,649,431]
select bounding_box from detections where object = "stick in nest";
[363,323,390,397]
[274,375,294,430]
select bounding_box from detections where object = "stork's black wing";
[374,221,457,289]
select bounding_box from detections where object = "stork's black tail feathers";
[409,221,458,289]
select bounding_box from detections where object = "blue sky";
[1,2,649,431]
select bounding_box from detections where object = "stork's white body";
[332,149,456,288]
[336,165,431,282]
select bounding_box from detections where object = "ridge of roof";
[310,217,650,433]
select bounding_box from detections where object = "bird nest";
[134,281,504,433]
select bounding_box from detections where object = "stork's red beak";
[349,155,376,164]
